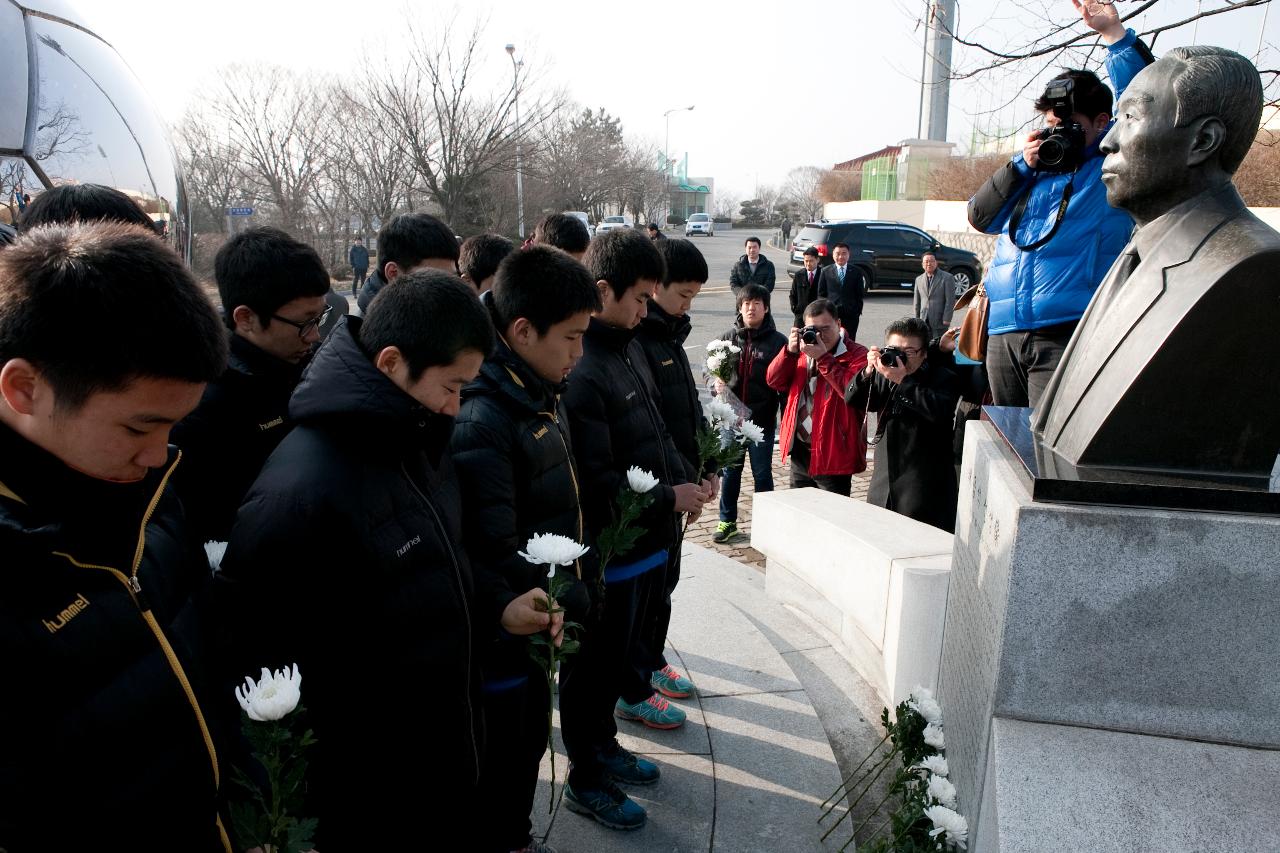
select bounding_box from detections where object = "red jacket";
[766,335,869,476]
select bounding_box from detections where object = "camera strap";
[1008,168,1077,252]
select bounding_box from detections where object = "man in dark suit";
[912,252,956,339]
[1035,46,1280,479]
[788,246,822,328]
[729,236,776,294]
[816,241,866,342]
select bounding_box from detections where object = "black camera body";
[879,346,904,368]
[1036,78,1087,173]
[801,325,820,345]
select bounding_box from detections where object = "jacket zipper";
[544,403,585,580]
[623,353,673,487]
[401,462,481,782]
[52,451,231,853]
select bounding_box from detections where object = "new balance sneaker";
[712,521,738,543]
[615,693,686,729]
[599,741,661,786]
[564,780,647,830]
[651,664,695,699]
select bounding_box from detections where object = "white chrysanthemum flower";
[707,397,739,428]
[726,344,741,355]
[924,805,968,850]
[518,533,590,570]
[706,353,726,373]
[923,722,945,749]
[626,466,659,493]
[707,339,731,352]
[204,541,228,573]
[911,685,935,704]
[914,754,949,778]
[737,419,765,445]
[235,664,302,722]
[910,694,944,725]
[927,774,958,809]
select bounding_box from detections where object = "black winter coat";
[171,333,304,543]
[355,266,388,314]
[720,313,787,432]
[845,359,961,531]
[789,268,821,328]
[452,322,591,679]
[563,318,688,573]
[729,254,777,293]
[215,317,482,846]
[0,425,229,851]
[635,301,702,478]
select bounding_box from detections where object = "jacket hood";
[585,315,639,350]
[732,311,778,339]
[227,332,307,385]
[640,300,693,345]
[289,316,455,451]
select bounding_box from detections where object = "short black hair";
[0,223,226,411]
[647,223,660,231]
[832,242,850,253]
[803,298,838,323]
[532,214,590,256]
[736,282,771,311]
[360,269,494,379]
[1034,69,1111,120]
[214,226,330,329]
[583,228,666,300]
[802,246,820,258]
[885,316,931,348]
[492,245,602,335]
[377,213,459,275]
[744,236,761,248]
[658,238,708,286]
[20,184,155,232]
[459,233,515,287]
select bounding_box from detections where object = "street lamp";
[663,105,694,225]
[506,43,526,239]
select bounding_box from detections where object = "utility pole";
[506,43,525,239]
[917,0,956,141]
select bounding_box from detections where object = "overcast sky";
[87,0,1274,202]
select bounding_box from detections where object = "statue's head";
[1100,46,1262,224]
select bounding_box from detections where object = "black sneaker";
[599,741,661,786]
[564,780,647,830]
[712,521,738,543]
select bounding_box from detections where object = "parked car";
[563,210,594,237]
[787,220,981,297]
[684,212,714,237]
[595,215,632,235]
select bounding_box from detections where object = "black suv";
[786,220,981,297]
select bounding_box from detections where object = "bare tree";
[174,107,251,234]
[755,183,782,224]
[205,65,327,234]
[615,142,667,227]
[713,191,740,220]
[926,153,1008,201]
[320,82,413,241]
[781,166,828,222]
[534,107,628,214]
[818,169,863,204]
[1236,131,1280,205]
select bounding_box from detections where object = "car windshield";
[689,214,709,222]
[604,216,624,223]
[795,226,832,244]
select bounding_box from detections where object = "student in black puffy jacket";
[0,224,233,851]
[450,247,601,853]
[711,283,787,543]
[215,272,544,848]
[633,238,712,710]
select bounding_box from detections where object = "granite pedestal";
[940,421,1280,850]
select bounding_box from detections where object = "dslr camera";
[1035,78,1087,173]
[801,325,821,345]
[879,346,905,368]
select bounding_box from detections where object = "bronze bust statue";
[1034,46,1280,480]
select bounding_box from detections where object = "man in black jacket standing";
[171,227,331,543]
[0,223,232,850]
[348,236,369,297]
[712,283,787,543]
[817,242,866,342]
[560,229,712,831]
[729,236,776,295]
[451,247,601,853]
[634,238,715,707]
[789,246,822,328]
[216,272,509,847]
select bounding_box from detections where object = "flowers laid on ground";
[230,664,318,853]
[519,533,590,812]
[818,685,968,852]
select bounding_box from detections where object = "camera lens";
[1039,134,1067,167]
[801,328,818,345]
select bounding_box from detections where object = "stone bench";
[751,488,953,706]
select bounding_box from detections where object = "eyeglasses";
[899,346,924,357]
[271,306,332,338]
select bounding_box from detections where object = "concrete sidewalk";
[531,543,886,852]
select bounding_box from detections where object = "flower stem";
[821,732,889,809]
[819,755,895,842]
[819,746,895,822]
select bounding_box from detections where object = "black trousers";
[351,267,367,294]
[637,537,683,675]
[986,322,1076,409]
[476,661,550,851]
[788,439,852,496]
[559,562,661,789]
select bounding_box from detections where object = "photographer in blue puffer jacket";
[968,1,1153,408]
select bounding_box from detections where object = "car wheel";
[952,268,974,297]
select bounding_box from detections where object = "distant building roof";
[834,146,902,172]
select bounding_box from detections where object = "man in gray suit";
[1034,46,1280,479]
[912,252,956,339]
